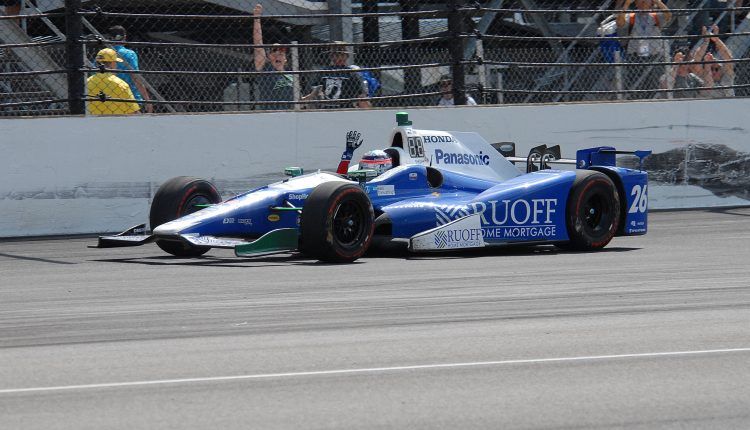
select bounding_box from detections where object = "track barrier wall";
[2,98,749,237]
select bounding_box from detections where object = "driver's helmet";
[358,150,392,176]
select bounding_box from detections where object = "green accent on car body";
[270,206,302,211]
[234,228,299,257]
[348,169,378,180]
[396,111,412,126]
[194,204,214,208]
[284,167,304,177]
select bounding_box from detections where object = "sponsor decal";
[482,225,556,239]
[422,135,456,144]
[223,217,235,224]
[411,214,485,251]
[288,193,309,201]
[434,149,490,166]
[434,227,484,249]
[238,218,253,226]
[409,172,418,181]
[435,204,471,226]
[390,201,432,210]
[435,198,560,240]
[184,235,243,247]
[376,185,396,196]
[628,219,646,233]
[267,214,281,222]
[468,198,558,226]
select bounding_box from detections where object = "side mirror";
[492,142,516,158]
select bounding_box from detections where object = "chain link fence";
[1,0,748,116]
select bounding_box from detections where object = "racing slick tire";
[561,171,620,251]
[149,176,222,257]
[300,182,375,263]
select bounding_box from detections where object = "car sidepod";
[398,170,577,251]
[467,170,575,245]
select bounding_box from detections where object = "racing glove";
[337,130,363,174]
[341,130,363,161]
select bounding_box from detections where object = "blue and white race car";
[97,112,650,263]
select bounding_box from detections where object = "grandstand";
[1,0,748,115]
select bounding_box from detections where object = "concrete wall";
[2,98,749,237]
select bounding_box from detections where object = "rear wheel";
[300,182,374,263]
[562,171,620,251]
[149,176,221,257]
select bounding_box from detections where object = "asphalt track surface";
[1,208,749,429]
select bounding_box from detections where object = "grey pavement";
[1,208,749,429]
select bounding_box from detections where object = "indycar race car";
[96,112,651,263]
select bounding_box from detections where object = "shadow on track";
[369,244,641,260]
[91,253,366,268]
[92,243,640,266]
[0,252,77,265]
[709,207,750,217]
[90,240,641,268]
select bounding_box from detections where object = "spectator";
[616,0,672,98]
[106,25,152,113]
[659,49,705,98]
[702,52,735,97]
[1,0,20,25]
[302,41,371,109]
[436,75,477,106]
[692,0,734,36]
[693,25,736,97]
[252,4,294,110]
[349,64,381,98]
[87,48,140,115]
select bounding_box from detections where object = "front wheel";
[149,176,222,257]
[562,171,620,251]
[300,182,374,263]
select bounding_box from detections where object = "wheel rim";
[182,194,213,216]
[583,193,609,234]
[332,200,366,247]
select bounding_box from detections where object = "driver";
[335,130,394,176]
[358,150,392,176]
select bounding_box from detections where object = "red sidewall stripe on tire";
[576,178,618,248]
[177,185,200,219]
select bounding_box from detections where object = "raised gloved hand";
[342,130,363,160]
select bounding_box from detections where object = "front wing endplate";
[95,224,154,248]
[234,228,299,257]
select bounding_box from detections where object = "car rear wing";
[493,143,651,173]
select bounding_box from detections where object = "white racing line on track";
[1,347,749,395]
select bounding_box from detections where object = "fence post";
[291,41,301,111]
[447,0,467,105]
[400,0,420,99]
[614,50,624,101]
[64,0,85,115]
[476,39,486,104]
[664,46,673,100]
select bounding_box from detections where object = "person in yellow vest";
[86,48,141,115]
